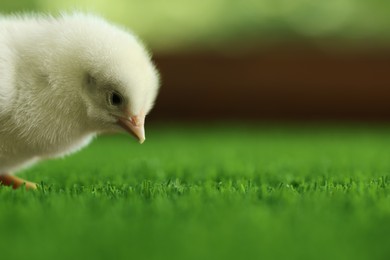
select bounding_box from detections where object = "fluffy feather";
[0,13,159,175]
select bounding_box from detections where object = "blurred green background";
[2,0,390,52]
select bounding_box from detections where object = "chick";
[0,13,160,189]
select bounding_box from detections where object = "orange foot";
[0,174,37,190]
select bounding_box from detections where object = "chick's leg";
[0,174,37,190]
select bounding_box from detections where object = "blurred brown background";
[153,45,390,121]
[2,0,390,122]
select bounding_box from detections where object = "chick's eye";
[109,91,123,106]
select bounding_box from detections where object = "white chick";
[0,13,160,189]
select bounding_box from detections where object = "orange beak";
[117,115,146,144]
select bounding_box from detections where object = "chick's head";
[54,16,160,143]
[81,51,159,144]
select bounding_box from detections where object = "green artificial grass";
[1,124,389,260]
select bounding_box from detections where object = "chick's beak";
[117,115,146,144]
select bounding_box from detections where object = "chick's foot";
[0,174,37,190]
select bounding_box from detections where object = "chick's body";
[0,13,159,179]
